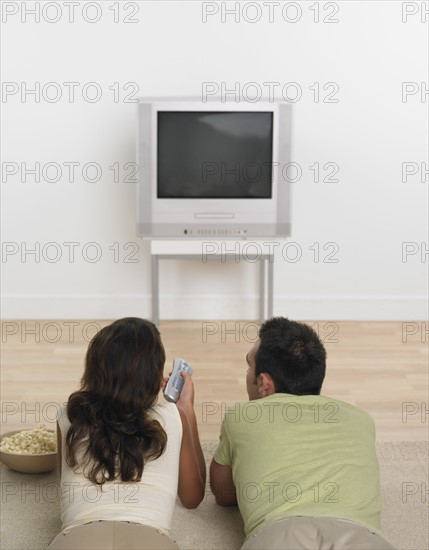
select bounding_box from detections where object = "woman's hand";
[161,374,171,392]
[162,371,195,410]
[175,371,195,412]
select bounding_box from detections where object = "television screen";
[157,111,273,199]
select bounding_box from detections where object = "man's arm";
[210,458,237,506]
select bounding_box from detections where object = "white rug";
[0,442,427,549]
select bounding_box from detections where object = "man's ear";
[257,372,276,396]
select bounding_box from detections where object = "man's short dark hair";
[255,317,326,395]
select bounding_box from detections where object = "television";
[136,97,292,239]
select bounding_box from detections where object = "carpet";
[0,442,427,550]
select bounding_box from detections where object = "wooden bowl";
[0,430,57,474]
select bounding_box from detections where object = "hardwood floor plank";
[1,320,427,442]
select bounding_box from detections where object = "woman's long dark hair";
[65,317,167,485]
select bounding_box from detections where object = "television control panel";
[183,228,248,236]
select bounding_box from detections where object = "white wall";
[1,0,428,320]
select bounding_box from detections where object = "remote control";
[163,358,193,403]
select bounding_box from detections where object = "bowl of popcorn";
[0,425,57,473]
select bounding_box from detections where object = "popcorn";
[0,425,56,454]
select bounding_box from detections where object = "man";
[210,317,395,550]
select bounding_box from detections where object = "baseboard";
[1,294,427,320]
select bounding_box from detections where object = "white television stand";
[150,240,275,325]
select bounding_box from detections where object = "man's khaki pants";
[241,516,396,550]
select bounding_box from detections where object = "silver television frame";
[137,97,292,239]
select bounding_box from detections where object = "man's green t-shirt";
[213,394,382,538]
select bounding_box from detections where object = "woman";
[49,317,206,549]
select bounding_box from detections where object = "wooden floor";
[1,320,428,442]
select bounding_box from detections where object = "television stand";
[150,240,274,325]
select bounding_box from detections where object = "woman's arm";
[56,421,62,475]
[175,372,206,508]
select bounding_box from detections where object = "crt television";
[136,97,292,239]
